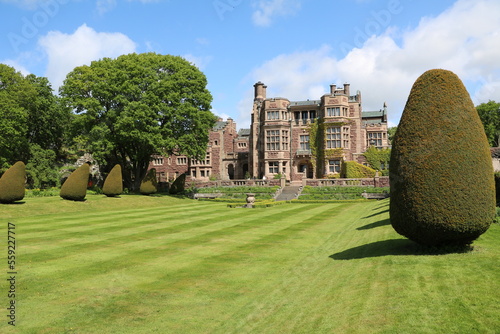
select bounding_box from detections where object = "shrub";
[341,161,376,178]
[102,164,123,197]
[0,161,26,204]
[169,173,186,195]
[60,163,90,201]
[390,69,495,246]
[140,168,158,195]
[363,146,391,171]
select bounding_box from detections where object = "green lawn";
[1,195,499,333]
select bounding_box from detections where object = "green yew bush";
[140,168,157,195]
[60,163,90,201]
[169,173,186,195]
[341,161,376,178]
[0,161,26,204]
[102,164,123,197]
[390,69,495,246]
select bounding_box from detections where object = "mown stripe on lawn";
[19,204,231,245]
[17,201,213,232]
[20,204,339,289]
[20,203,350,331]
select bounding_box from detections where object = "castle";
[149,82,389,183]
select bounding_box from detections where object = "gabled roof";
[238,128,250,137]
[212,121,228,131]
[362,110,385,118]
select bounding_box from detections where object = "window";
[329,160,341,173]
[327,107,341,117]
[269,161,279,174]
[238,142,247,148]
[343,107,348,116]
[267,111,279,120]
[343,126,350,149]
[326,127,341,148]
[266,130,280,150]
[177,157,188,165]
[368,132,383,147]
[152,157,164,166]
[281,130,289,151]
[200,170,205,177]
[300,135,310,150]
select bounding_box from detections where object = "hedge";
[169,173,186,195]
[341,161,376,178]
[390,69,495,246]
[60,163,89,201]
[0,161,26,204]
[140,168,158,195]
[102,164,123,197]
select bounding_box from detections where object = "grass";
[1,195,499,333]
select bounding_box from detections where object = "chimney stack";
[254,81,267,100]
[343,83,350,96]
[330,84,337,95]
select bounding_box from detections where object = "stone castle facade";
[148,82,389,183]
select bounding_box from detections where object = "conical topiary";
[390,69,495,246]
[169,173,186,195]
[60,163,90,201]
[140,168,157,195]
[0,161,26,204]
[102,164,123,197]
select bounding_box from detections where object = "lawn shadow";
[0,201,26,205]
[357,218,390,230]
[330,239,416,260]
[362,208,389,219]
[330,238,475,260]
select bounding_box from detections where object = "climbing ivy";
[307,121,352,177]
[306,120,321,173]
[363,146,391,171]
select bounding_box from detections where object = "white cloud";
[38,24,137,90]
[251,0,301,27]
[241,0,500,126]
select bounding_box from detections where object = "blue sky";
[1,0,499,129]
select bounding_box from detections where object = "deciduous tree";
[60,53,217,190]
[476,100,500,147]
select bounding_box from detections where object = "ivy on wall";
[307,120,351,177]
[362,146,391,172]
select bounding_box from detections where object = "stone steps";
[275,185,303,201]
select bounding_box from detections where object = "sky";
[1,0,500,129]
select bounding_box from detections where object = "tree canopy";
[60,53,217,190]
[476,100,500,147]
[0,64,71,187]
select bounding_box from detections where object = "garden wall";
[186,176,389,189]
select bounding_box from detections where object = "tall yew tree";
[60,53,217,190]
